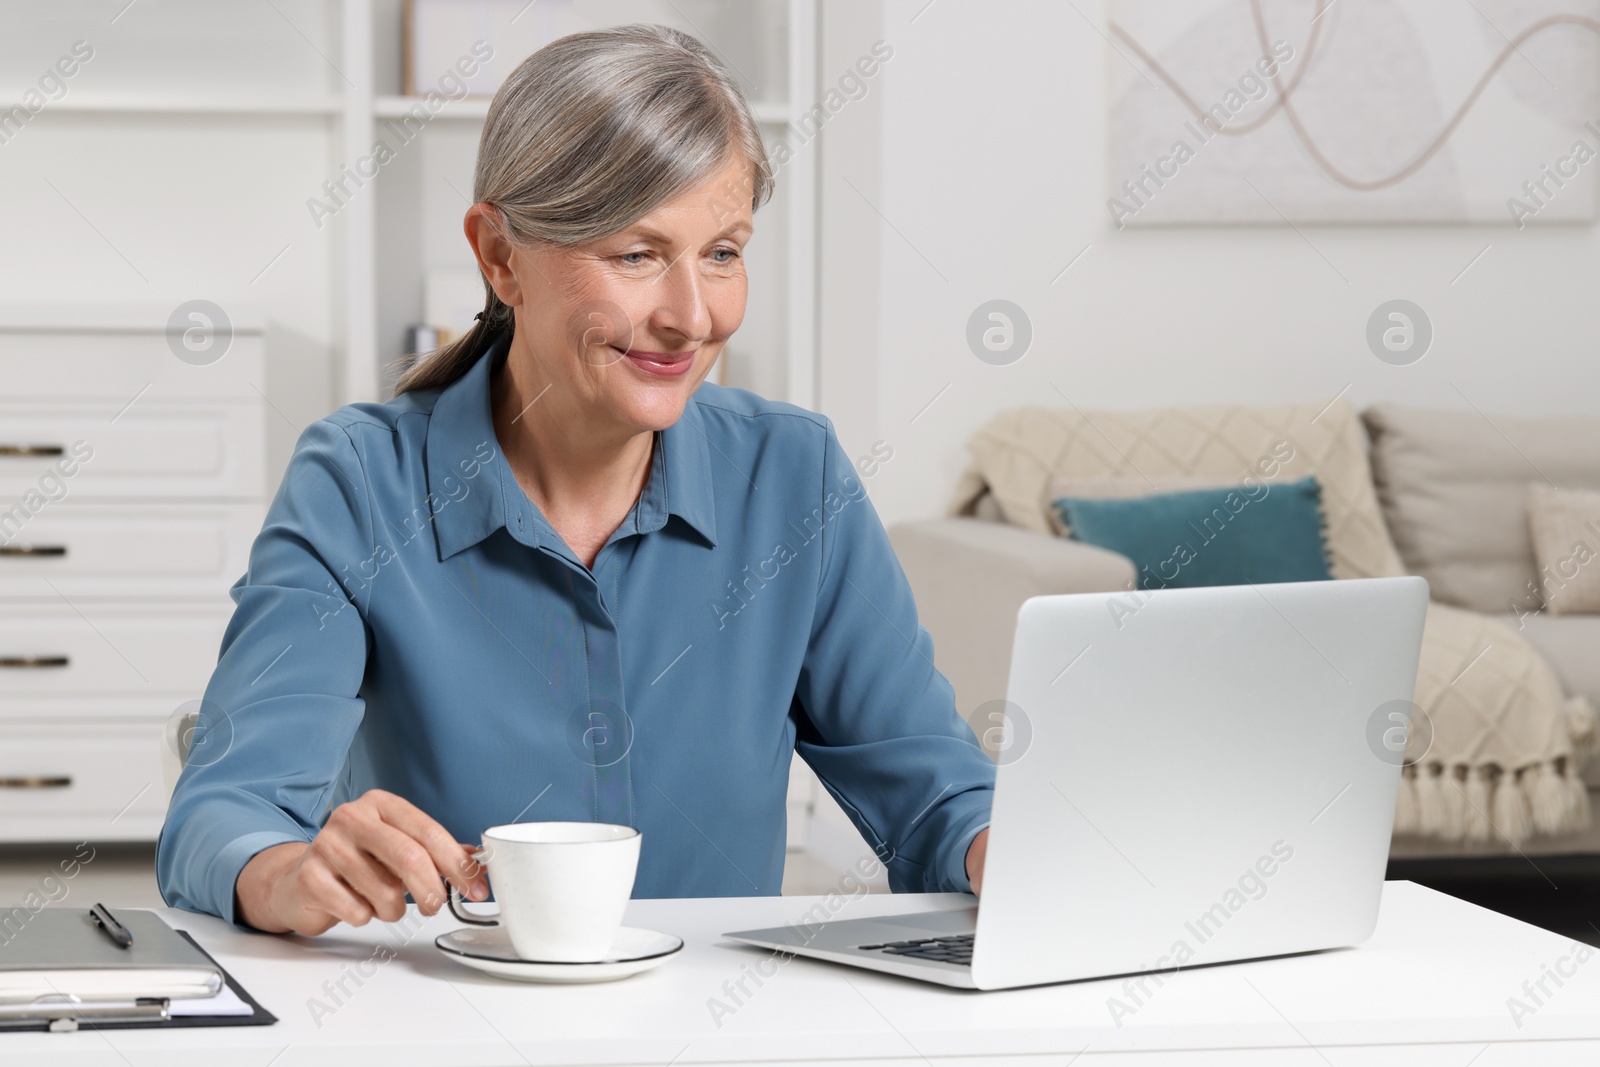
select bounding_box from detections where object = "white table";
[10,881,1600,1065]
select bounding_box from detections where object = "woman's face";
[475,152,755,438]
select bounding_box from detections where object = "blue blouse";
[157,337,994,924]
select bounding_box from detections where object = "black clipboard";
[0,930,276,1033]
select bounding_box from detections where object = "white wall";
[817,0,1600,528]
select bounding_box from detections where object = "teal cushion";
[1051,476,1334,589]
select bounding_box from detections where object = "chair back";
[160,706,201,801]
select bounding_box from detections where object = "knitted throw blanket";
[950,400,1596,845]
[1395,602,1596,844]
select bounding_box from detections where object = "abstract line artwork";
[1107,0,1600,225]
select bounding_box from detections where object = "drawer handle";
[0,445,65,457]
[0,776,72,790]
[0,545,67,558]
[0,656,70,669]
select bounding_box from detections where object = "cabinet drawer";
[0,402,265,499]
[0,722,167,832]
[0,505,263,599]
[0,604,231,697]
[0,694,210,726]
[0,325,262,401]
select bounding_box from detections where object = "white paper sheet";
[169,983,254,1017]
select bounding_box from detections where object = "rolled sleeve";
[793,421,995,894]
[156,418,376,925]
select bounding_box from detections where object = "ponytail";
[392,282,514,396]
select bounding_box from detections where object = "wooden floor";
[0,842,166,913]
[1389,853,1600,948]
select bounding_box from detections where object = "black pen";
[90,903,133,949]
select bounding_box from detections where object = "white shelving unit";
[31,1,821,410]
[49,95,344,116]
[1,0,826,847]
[370,95,790,124]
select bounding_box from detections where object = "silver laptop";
[726,576,1430,990]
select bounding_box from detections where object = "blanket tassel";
[1492,767,1532,845]
[1393,766,1418,835]
[1463,766,1494,842]
[1529,762,1571,837]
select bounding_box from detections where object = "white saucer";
[435,925,684,983]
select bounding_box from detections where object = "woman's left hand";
[965,828,989,896]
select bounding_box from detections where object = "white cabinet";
[0,724,175,841]
[0,404,267,500]
[0,605,235,700]
[0,506,261,600]
[0,307,265,843]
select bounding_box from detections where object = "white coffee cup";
[449,821,641,963]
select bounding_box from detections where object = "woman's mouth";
[613,345,696,378]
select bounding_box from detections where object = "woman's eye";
[619,248,738,267]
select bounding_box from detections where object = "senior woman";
[157,24,994,936]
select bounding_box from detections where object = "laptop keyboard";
[855,933,974,966]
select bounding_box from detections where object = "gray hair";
[395,23,774,395]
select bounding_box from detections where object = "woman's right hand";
[234,789,489,935]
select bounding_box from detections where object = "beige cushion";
[1362,405,1600,614]
[1526,484,1600,614]
[971,490,1007,523]
[888,518,1137,726]
[950,398,1404,581]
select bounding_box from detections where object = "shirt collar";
[424,333,718,561]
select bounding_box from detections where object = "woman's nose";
[647,253,713,342]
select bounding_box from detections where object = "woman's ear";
[463,203,525,308]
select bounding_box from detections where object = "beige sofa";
[890,401,1600,859]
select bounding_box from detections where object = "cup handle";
[447,847,497,926]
